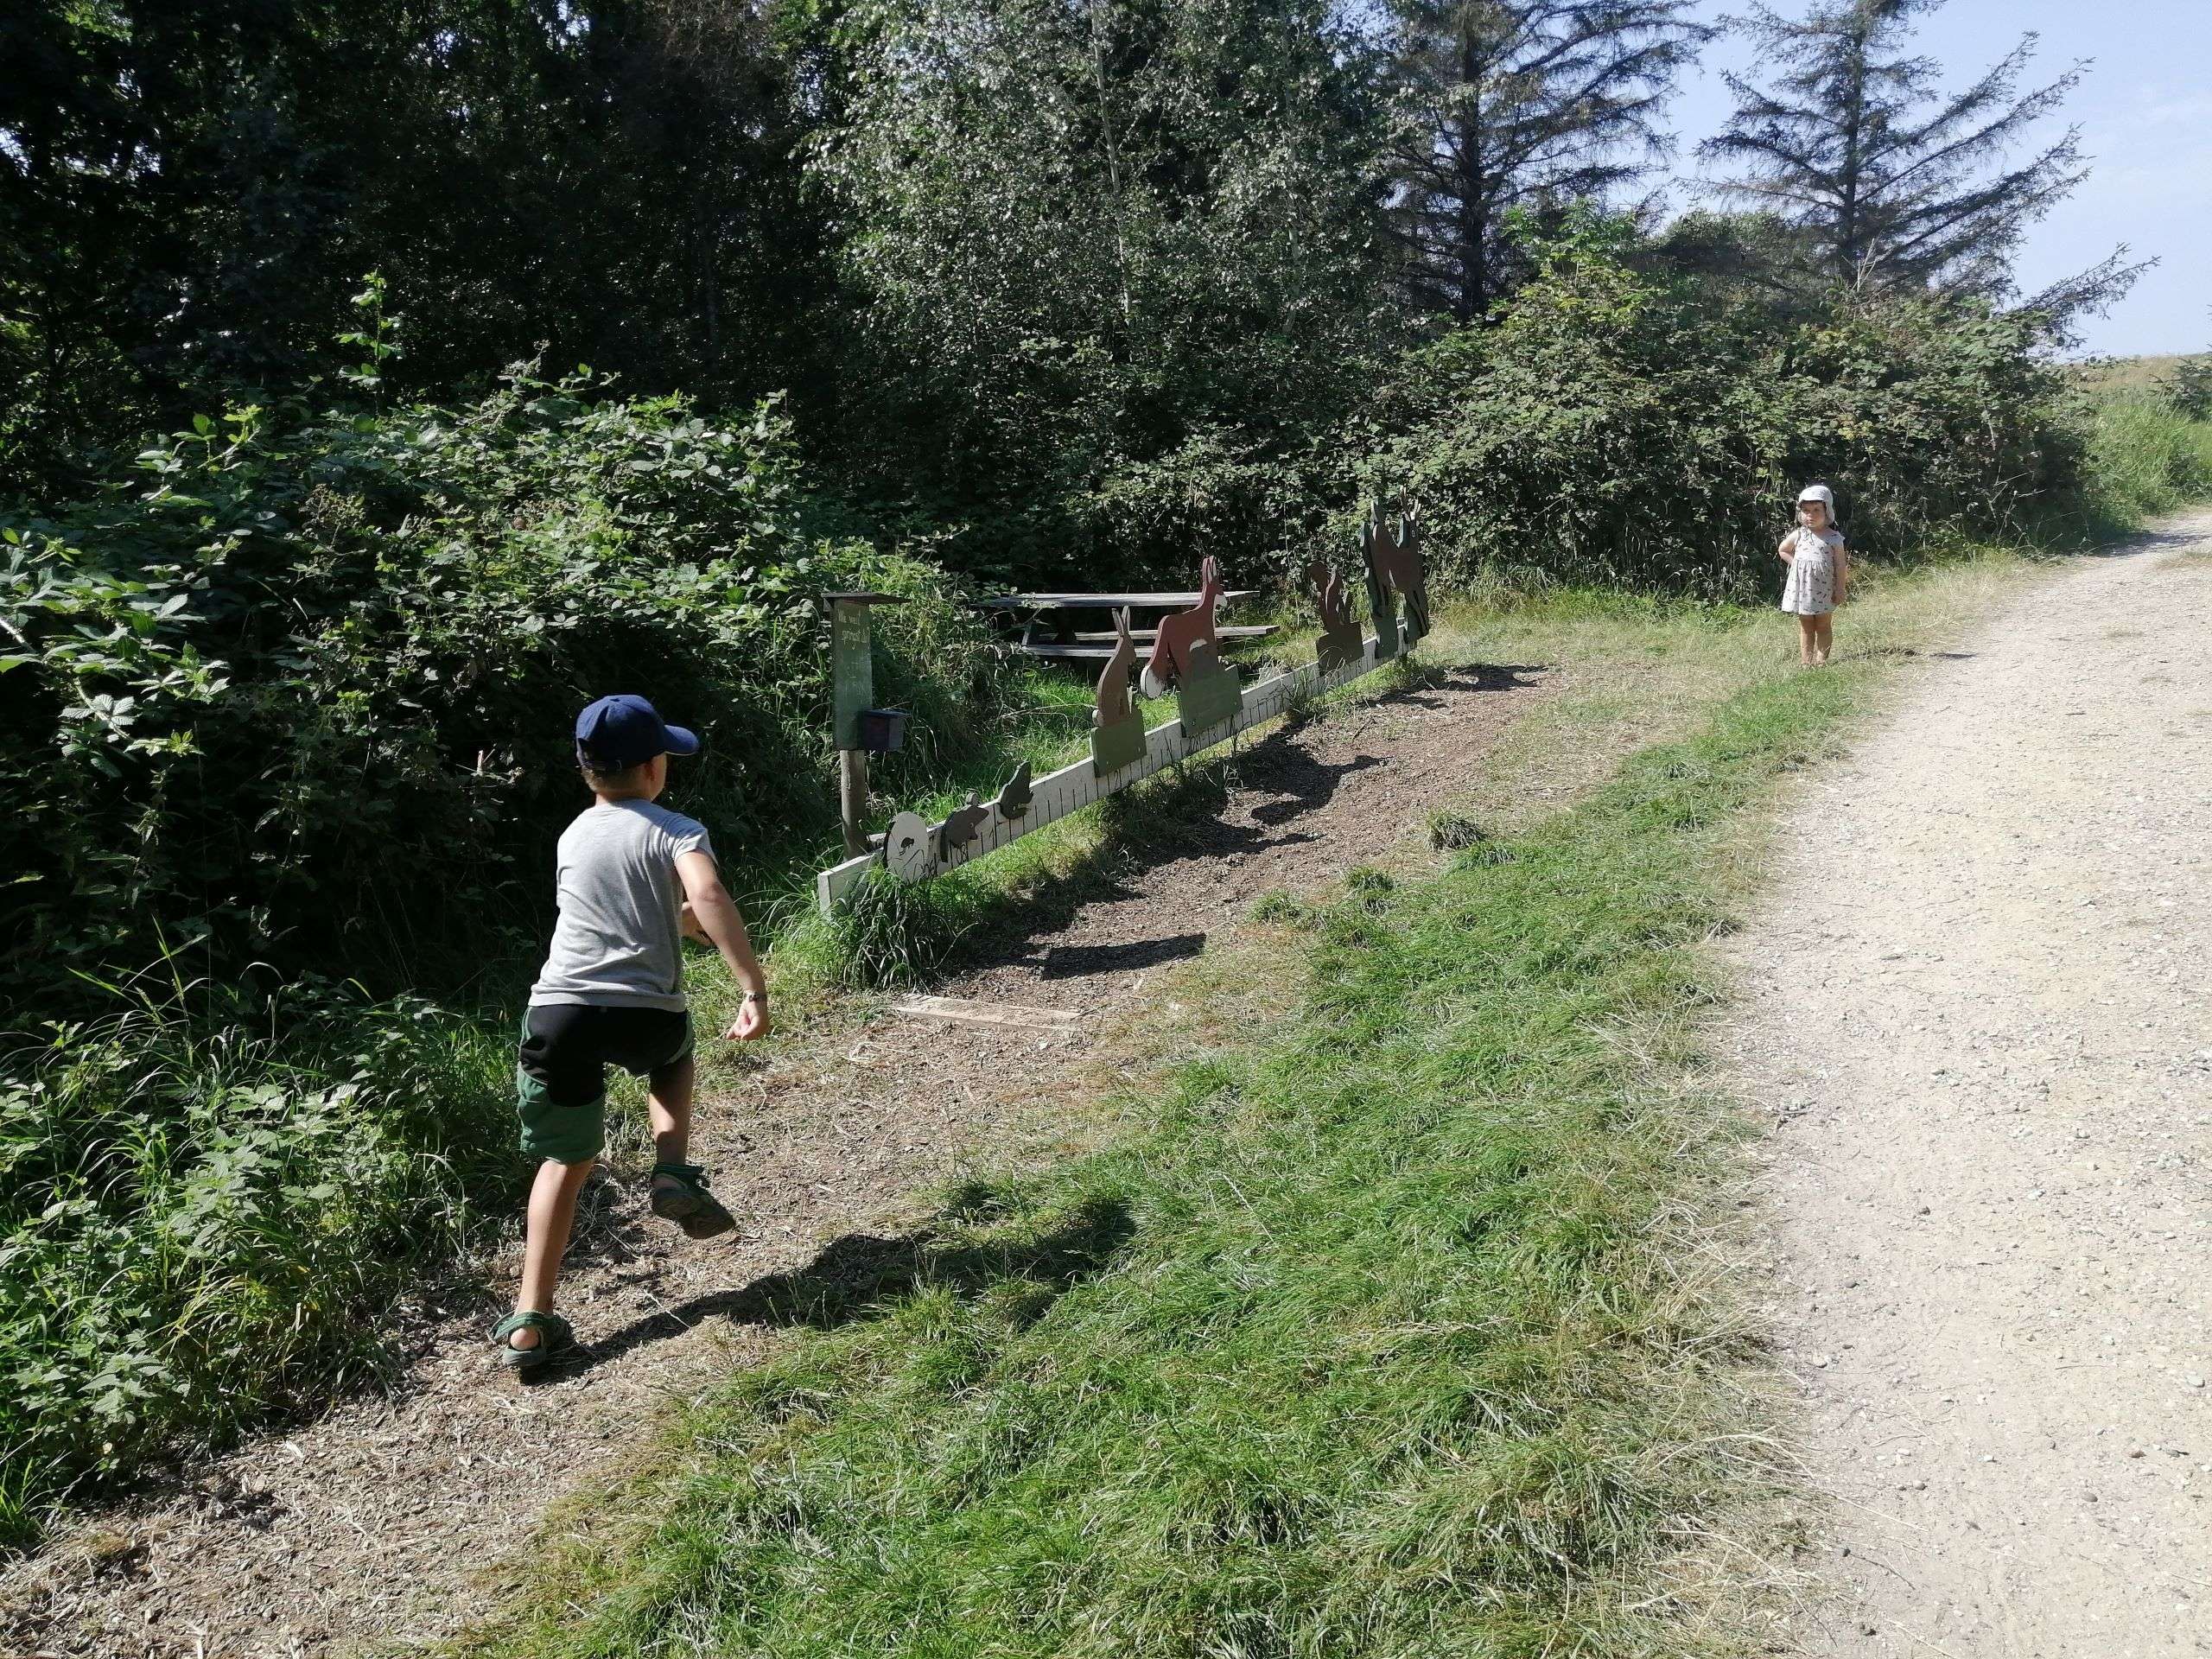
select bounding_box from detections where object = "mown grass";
[455,548,2059,1658]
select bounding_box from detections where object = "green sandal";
[650,1161,737,1240]
[493,1309,575,1373]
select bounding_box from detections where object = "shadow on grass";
[1850,645,1980,663]
[542,1194,1136,1379]
[925,658,1549,989]
[1363,661,1545,710]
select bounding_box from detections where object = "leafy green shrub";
[1,367,1001,1005]
[1363,213,2087,595]
[0,976,511,1548]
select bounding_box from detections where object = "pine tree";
[1384,0,1712,322]
[1701,0,2098,299]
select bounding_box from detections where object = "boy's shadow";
[1365,661,1546,711]
[538,1193,1135,1381]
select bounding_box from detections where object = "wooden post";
[822,590,906,860]
[838,749,869,857]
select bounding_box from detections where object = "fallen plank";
[890,995,1079,1030]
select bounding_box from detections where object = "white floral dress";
[1781,527,1844,616]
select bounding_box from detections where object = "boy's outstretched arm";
[677,849,770,1040]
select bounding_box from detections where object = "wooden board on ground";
[891,995,1080,1030]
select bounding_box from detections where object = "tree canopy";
[1700,0,2113,306]
[1383,0,1712,321]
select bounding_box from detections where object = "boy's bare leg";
[645,1052,736,1236]
[647,1052,696,1170]
[511,1156,596,1349]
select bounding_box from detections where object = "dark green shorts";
[515,1004,695,1165]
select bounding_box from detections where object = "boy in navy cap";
[494,695,770,1370]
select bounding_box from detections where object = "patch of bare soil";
[1727,515,2212,1656]
[0,657,1547,1659]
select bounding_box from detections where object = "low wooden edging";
[814,632,1397,916]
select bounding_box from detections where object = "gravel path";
[1733,517,2212,1656]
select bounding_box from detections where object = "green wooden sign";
[1178,662,1243,736]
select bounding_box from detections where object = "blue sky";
[1662,0,2212,358]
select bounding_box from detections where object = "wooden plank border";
[815,632,1397,916]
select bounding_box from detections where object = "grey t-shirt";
[529,799,715,1011]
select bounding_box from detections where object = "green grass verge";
[454,559,2043,1657]
[2078,391,2212,532]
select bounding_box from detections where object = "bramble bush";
[3,365,1001,1000]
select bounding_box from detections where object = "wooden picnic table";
[976,590,1258,611]
[975,589,1274,660]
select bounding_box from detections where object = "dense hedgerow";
[2,366,1001,1002]
[1356,218,2089,596]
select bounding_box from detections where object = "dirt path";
[0,654,1545,1659]
[1732,517,2212,1656]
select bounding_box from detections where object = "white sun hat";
[1796,483,1835,510]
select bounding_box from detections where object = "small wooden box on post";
[817,590,907,856]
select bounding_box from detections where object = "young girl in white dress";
[1779,484,1848,665]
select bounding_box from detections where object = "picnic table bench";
[976,589,1276,661]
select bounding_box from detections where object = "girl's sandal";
[493,1309,575,1374]
[650,1161,737,1240]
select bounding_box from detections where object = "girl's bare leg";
[1796,615,1819,665]
[1814,614,1834,664]
[511,1156,597,1349]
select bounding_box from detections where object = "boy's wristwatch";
[743,991,766,1003]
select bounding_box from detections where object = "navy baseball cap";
[575,695,700,771]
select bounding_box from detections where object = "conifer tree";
[1701,0,2100,300]
[1384,0,1712,322]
